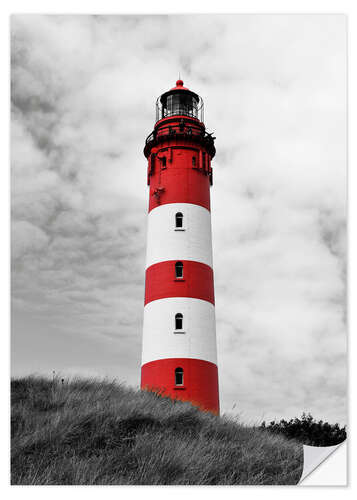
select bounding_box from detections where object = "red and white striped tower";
[141,80,219,414]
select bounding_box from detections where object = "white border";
[2,1,354,497]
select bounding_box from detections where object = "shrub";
[260,413,346,446]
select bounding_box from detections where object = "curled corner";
[299,441,346,484]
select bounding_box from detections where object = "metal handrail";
[145,124,213,145]
[144,124,216,158]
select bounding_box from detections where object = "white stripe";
[142,297,217,365]
[146,203,213,268]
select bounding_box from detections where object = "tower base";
[141,358,219,415]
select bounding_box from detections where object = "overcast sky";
[11,14,346,424]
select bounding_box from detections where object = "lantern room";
[156,79,204,122]
[144,79,215,160]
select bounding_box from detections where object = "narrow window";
[175,313,183,331]
[175,212,183,228]
[175,367,184,386]
[150,153,156,173]
[161,156,167,168]
[175,261,183,279]
[192,156,196,166]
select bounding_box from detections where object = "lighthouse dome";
[156,79,204,122]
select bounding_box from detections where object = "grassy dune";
[11,376,303,485]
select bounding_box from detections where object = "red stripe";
[141,358,219,415]
[145,260,214,305]
[149,158,211,212]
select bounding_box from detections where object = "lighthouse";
[141,80,219,415]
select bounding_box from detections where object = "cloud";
[12,220,50,260]
[11,14,346,424]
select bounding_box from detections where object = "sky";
[11,14,346,424]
